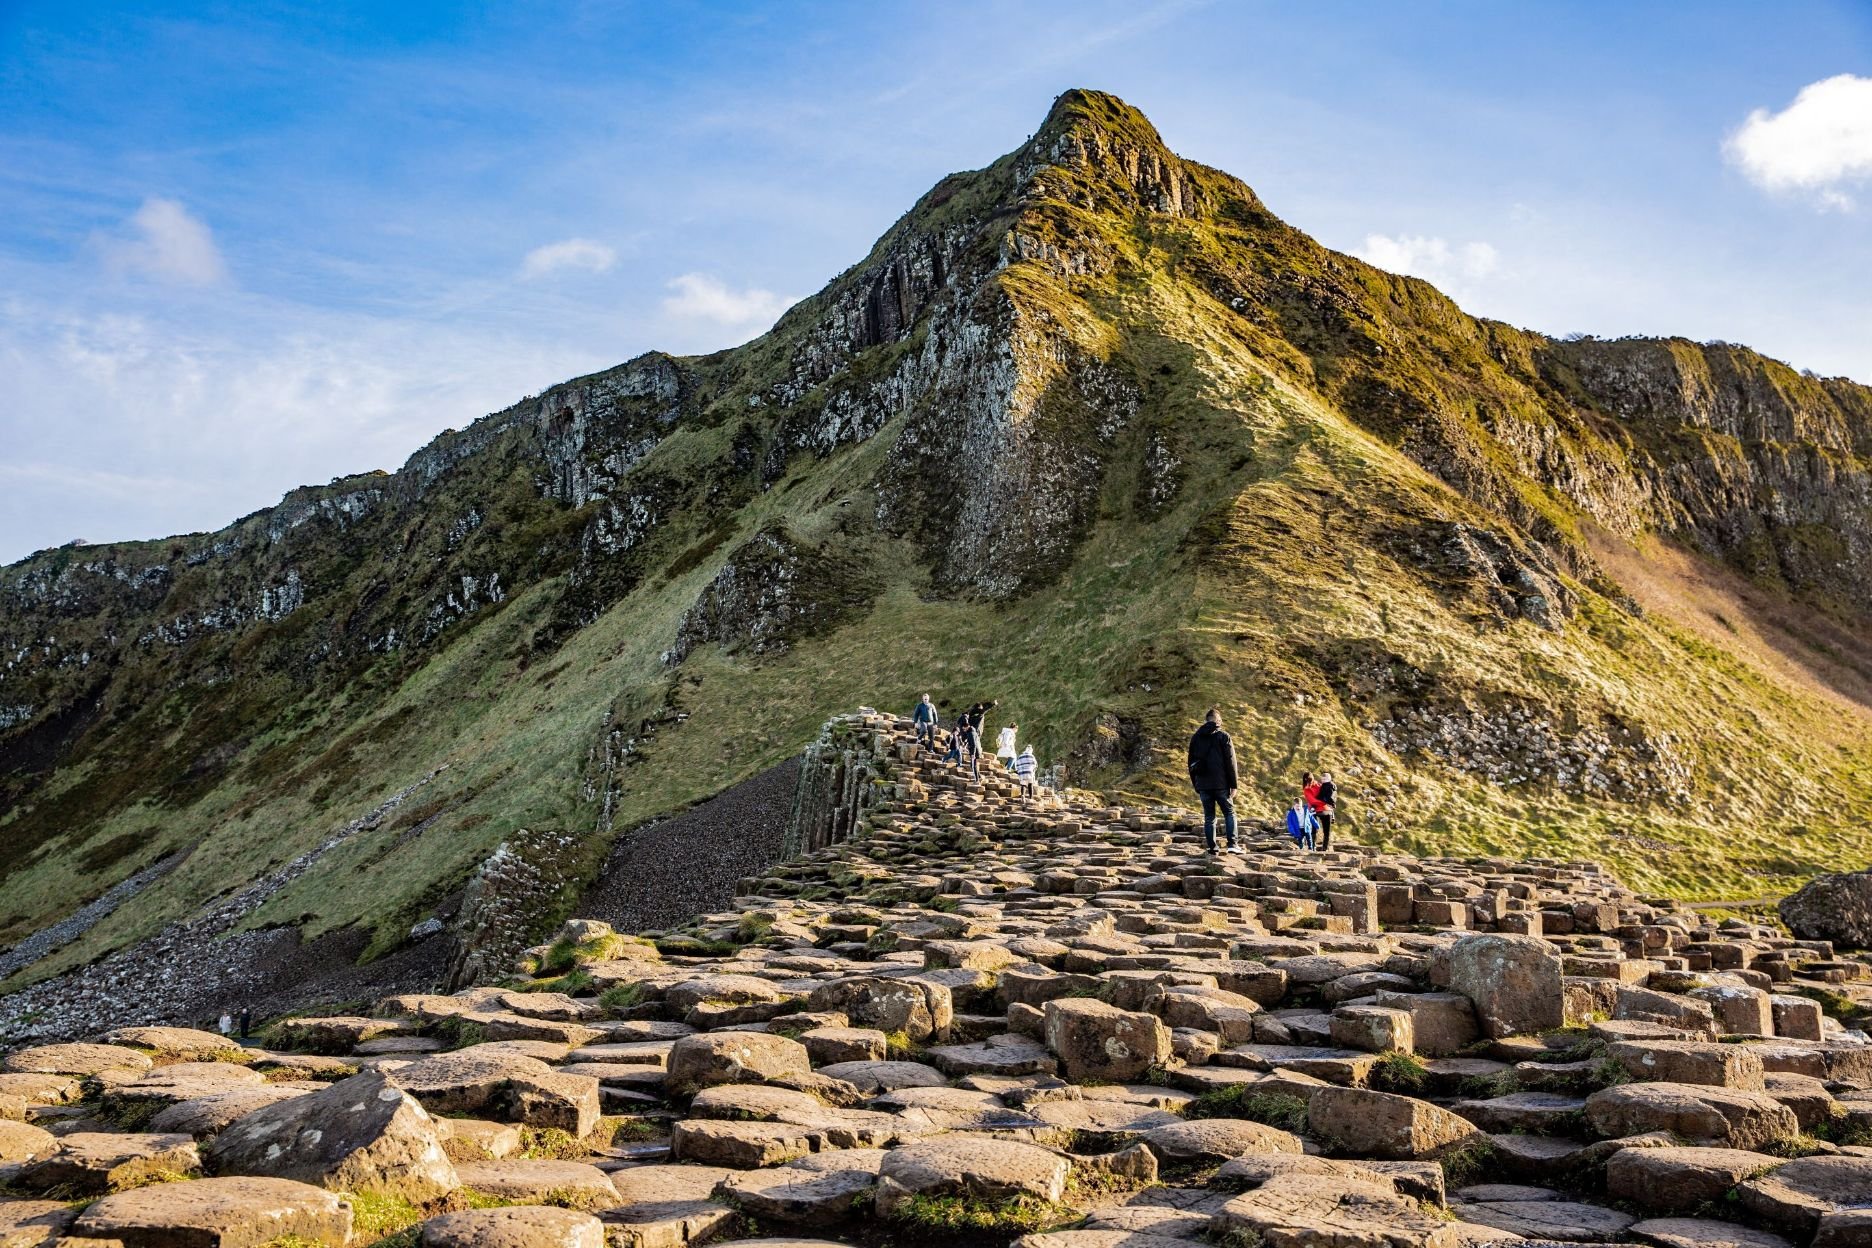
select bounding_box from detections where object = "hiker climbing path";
[1,710,1868,1248]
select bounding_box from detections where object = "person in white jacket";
[996,722,1019,770]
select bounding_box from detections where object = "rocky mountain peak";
[1017,88,1218,220]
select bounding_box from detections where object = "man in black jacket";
[1187,708,1240,853]
[1315,772,1337,851]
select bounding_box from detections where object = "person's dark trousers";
[916,723,934,750]
[1197,789,1237,850]
[1317,812,1332,851]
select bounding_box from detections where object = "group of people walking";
[913,695,1041,797]
[1187,708,1338,853]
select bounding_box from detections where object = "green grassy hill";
[4,90,1870,990]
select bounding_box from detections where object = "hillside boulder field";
[3,90,1872,1248]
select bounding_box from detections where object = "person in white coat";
[996,722,1019,770]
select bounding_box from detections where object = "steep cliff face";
[4,90,1871,994]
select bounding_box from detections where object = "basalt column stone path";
[2,709,1869,1248]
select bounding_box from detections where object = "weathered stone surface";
[672,1119,814,1168]
[1605,1145,1781,1213]
[419,1206,605,1248]
[204,1069,457,1201]
[14,1132,200,1196]
[716,1165,878,1225]
[1444,934,1564,1038]
[602,1165,738,1248]
[1043,999,1171,1082]
[1310,1087,1482,1160]
[805,976,951,1041]
[925,1033,1058,1077]
[1628,1217,1796,1248]
[0,1117,58,1161]
[1585,1082,1799,1150]
[1779,870,1872,949]
[1608,1039,1765,1089]
[388,1050,554,1117]
[1139,1119,1302,1165]
[1737,1155,1872,1238]
[4,1043,154,1077]
[1458,1199,1637,1243]
[452,1159,619,1210]
[1216,1173,1463,1248]
[101,1028,242,1059]
[71,1176,352,1248]
[0,1200,75,1248]
[146,1087,317,1139]
[666,1033,812,1092]
[874,1137,1070,1216]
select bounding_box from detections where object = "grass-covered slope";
[3,89,1870,989]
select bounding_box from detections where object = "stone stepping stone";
[1452,1091,1588,1133]
[600,1164,737,1248]
[1628,1217,1795,1248]
[1605,1145,1782,1214]
[148,1086,323,1138]
[1586,1082,1798,1151]
[715,1165,876,1226]
[436,1118,523,1161]
[14,1131,200,1195]
[874,1137,1070,1215]
[1309,1087,1481,1160]
[4,1042,154,1077]
[1459,1199,1638,1242]
[1737,1155,1872,1239]
[0,1200,74,1246]
[1455,1184,1560,1202]
[1215,1173,1459,1247]
[72,1175,352,1248]
[0,1118,57,1162]
[672,1119,815,1168]
[924,1033,1058,1077]
[453,1159,619,1210]
[102,1027,242,1059]
[419,1206,605,1248]
[814,1060,946,1092]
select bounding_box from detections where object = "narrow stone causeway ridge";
[2,710,1869,1248]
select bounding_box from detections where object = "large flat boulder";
[1605,1144,1782,1213]
[452,1159,620,1211]
[1215,1173,1463,1248]
[1607,1039,1766,1089]
[1308,1087,1482,1160]
[419,1206,606,1248]
[5,1042,154,1077]
[204,1069,457,1201]
[14,1131,200,1195]
[71,1175,352,1248]
[874,1137,1070,1217]
[1585,1082,1798,1150]
[1737,1155,1872,1239]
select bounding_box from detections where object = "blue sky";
[3,1,1869,563]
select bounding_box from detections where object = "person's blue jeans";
[1197,789,1237,850]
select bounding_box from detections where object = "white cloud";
[96,198,229,286]
[1726,74,1872,209]
[1354,234,1499,284]
[661,272,789,327]
[520,237,617,279]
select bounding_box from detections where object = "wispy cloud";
[520,237,617,279]
[1726,74,1872,211]
[661,273,790,328]
[1354,234,1499,285]
[94,198,229,286]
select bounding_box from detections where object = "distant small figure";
[239,1007,252,1040]
[963,699,998,732]
[1315,771,1337,851]
[913,694,938,752]
[217,1012,233,1037]
[1186,708,1240,853]
[1014,745,1039,798]
[996,722,1019,771]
